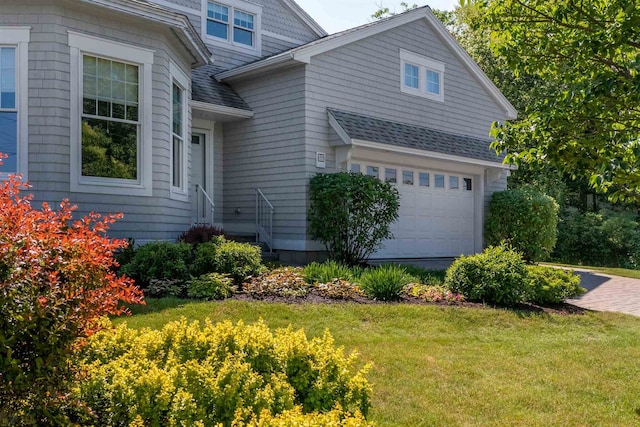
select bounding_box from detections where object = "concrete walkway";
[567,269,640,317]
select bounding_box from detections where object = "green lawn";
[118,299,640,426]
[542,262,640,280]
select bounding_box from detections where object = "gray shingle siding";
[146,0,321,70]
[222,65,308,244]
[2,0,196,241]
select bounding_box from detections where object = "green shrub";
[384,264,446,286]
[121,241,193,288]
[303,260,355,284]
[309,172,400,265]
[485,189,559,262]
[193,237,263,283]
[0,175,143,424]
[553,208,640,268]
[243,267,310,298]
[526,266,585,304]
[73,319,372,426]
[445,245,529,305]
[188,273,234,300]
[358,265,417,301]
[146,278,188,298]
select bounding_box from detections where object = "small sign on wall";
[316,152,326,168]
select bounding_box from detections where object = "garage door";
[351,162,475,259]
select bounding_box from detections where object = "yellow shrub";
[74,318,371,426]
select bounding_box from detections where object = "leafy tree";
[0,169,144,424]
[478,0,640,202]
[308,172,399,265]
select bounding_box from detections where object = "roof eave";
[216,53,297,81]
[80,0,211,68]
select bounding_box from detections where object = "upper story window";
[400,49,445,102]
[0,27,30,177]
[204,0,261,53]
[68,31,154,197]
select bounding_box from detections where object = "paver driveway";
[567,269,640,317]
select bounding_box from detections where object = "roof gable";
[217,7,517,119]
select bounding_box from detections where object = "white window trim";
[201,0,262,56]
[0,27,30,180]
[400,49,445,102]
[68,31,154,197]
[170,61,190,202]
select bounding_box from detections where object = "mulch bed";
[231,291,588,316]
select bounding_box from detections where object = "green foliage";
[480,0,640,201]
[485,189,559,262]
[403,284,465,303]
[146,278,188,298]
[303,261,356,284]
[386,264,446,286]
[82,120,137,180]
[358,265,417,302]
[526,266,585,304]
[73,319,372,426]
[445,245,529,305]
[309,172,400,265]
[178,224,226,245]
[553,208,640,268]
[188,273,235,300]
[193,237,263,283]
[243,267,310,298]
[121,241,193,289]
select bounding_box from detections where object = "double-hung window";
[0,28,29,177]
[205,1,260,51]
[170,62,189,199]
[69,32,154,196]
[400,49,445,102]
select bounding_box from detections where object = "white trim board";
[0,27,30,180]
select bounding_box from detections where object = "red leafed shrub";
[0,171,144,424]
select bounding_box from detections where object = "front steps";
[226,232,279,262]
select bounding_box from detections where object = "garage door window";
[450,176,459,190]
[403,170,414,185]
[366,166,379,178]
[464,178,472,191]
[435,174,445,188]
[385,168,397,183]
[419,172,429,187]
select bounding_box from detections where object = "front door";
[191,132,209,224]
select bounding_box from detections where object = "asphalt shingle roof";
[328,109,504,164]
[192,65,252,111]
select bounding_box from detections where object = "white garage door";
[351,162,475,259]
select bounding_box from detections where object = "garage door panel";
[364,161,476,259]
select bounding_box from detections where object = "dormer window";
[400,49,445,102]
[205,0,261,52]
